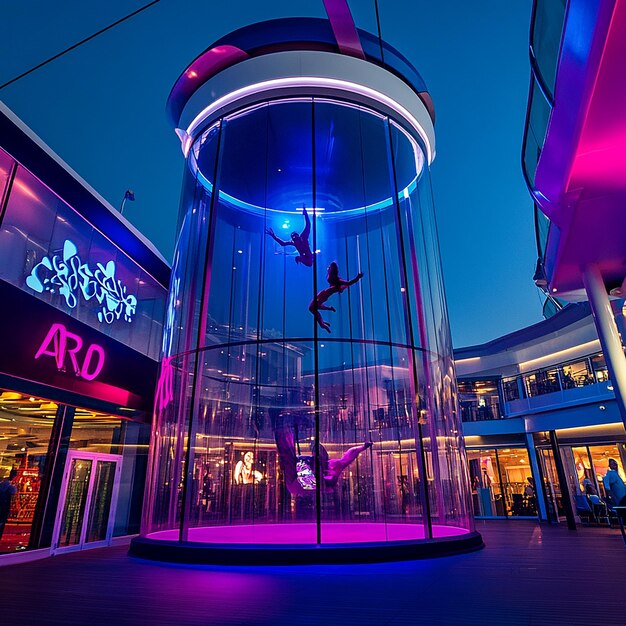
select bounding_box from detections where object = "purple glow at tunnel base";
[148,523,470,545]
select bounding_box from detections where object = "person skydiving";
[309,262,364,333]
[266,207,314,267]
[270,409,372,496]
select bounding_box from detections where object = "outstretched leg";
[326,441,373,484]
[309,301,332,333]
[337,441,373,468]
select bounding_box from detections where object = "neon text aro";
[35,323,106,381]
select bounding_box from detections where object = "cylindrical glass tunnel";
[139,97,476,557]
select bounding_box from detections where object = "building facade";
[0,104,169,562]
[524,0,626,431]
[457,302,626,525]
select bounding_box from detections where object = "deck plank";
[0,521,625,626]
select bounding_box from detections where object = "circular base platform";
[129,523,484,565]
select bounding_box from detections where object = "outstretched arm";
[300,208,311,240]
[339,272,364,289]
[266,227,294,247]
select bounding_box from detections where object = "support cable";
[0,0,161,91]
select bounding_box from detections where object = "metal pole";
[525,432,548,521]
[582,264,626,429]
[548,430,577,531]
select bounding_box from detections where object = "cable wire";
[0,0,161,91]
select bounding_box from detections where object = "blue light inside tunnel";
[190,155,418,219]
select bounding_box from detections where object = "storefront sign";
[35,323,106,381]
[0,280,157,416]
[25,239,137,324]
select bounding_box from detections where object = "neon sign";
[26,240,137,324]
[35,323,106,381]
[154,356,174,414]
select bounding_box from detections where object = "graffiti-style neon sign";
[26,240,137,324]
[35,323,106,381]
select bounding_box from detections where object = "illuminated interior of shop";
[467,448,535,518]
[0,389,146,553]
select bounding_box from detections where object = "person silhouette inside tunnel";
[309,262,364,333]
[266,207,314,267]
[272,413,372,496]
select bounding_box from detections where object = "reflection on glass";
[525,368,560,397]
[58,459,93,547]
[501,352,610,404]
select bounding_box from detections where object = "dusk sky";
[0,0,540,348]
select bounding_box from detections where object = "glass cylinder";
[142,97,474,552]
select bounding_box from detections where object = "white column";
[582,265,626,428]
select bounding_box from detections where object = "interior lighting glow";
[518,340,600,371]
[187,106,422,218]
[183,77,434,164]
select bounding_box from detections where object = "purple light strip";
[183,77,434,163]
[322,0,366,60]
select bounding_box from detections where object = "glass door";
[537,448,563,523]
[52,451,122,553]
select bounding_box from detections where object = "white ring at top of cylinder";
[176,50,436,164]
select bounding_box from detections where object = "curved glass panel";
[143,99,473,546]
[523,78,552,190]
[531,0,567,99]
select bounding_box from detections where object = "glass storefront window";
[590,354,609,383]
[538,447,564,520]
[572,445,595,495]
[589,444,626,500]
[67,413,149,537]
[524,368,560,397]
[502,377,520,402]
[458,379,501,421]
[0,388,149,555]
[0,389,56,554]
[560,359,593,389]
[467,448,535,518]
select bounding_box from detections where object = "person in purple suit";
[273,416,372,496]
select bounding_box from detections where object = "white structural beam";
[582,264,626,429]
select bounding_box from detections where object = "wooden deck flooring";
[0,520,625,625]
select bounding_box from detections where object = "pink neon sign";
[35,323,106,381]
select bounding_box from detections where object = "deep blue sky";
[0,0,541,348]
